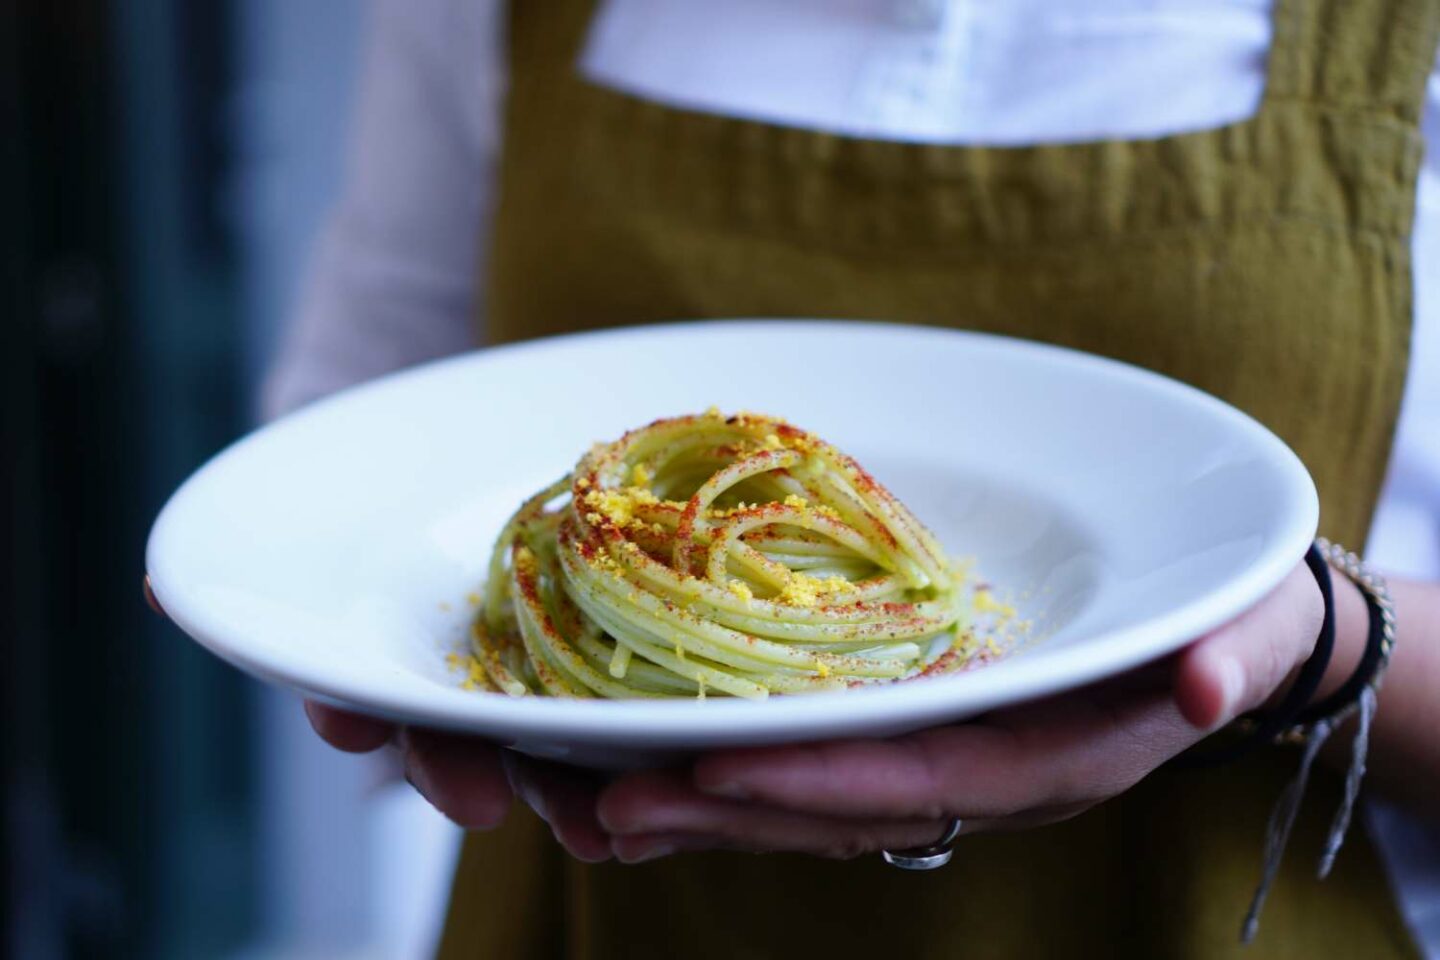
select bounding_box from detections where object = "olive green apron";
[439,0,1440,956]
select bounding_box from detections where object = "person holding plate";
[268,0,1440,955]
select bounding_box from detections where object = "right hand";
[303,701,514,832]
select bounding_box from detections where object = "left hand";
[511,558,1325,863]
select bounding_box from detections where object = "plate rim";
[146,319,1319,746]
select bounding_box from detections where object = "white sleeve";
[1369,47,1440,581]
[261,0,507,420]
[1365,49,1440,960]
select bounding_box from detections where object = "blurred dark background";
[5,2,453,957]
[6,1,252,956]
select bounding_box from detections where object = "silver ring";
[881,818,963,870]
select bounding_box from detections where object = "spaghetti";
[467,411,983,699]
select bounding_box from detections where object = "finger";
[503,753,612,863]
[400,727,512,830]
[694,689,1196,820]
[304,700,395,753]
[1173,561,1322,729]
[598,770,949,860]
[609,800,1094,864]
[609,832,714,864]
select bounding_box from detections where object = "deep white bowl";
[147,321,1316,768]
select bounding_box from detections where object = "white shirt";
[263,0,1440,950]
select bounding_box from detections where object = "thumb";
[1173,561,1322,729]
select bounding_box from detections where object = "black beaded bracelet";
[1243,543,1339,743]
[1279,537,1397,739]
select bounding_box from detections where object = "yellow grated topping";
[582,489,636,527]
[776,573,822,607]
[775,572,855,607]
[974,589,1017,618]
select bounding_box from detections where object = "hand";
[527,559,1326,863]
[145,577,515,831]
[302,702,513,831]
[145,576,515,831]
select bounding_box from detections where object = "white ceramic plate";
[147,321,1316,768]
